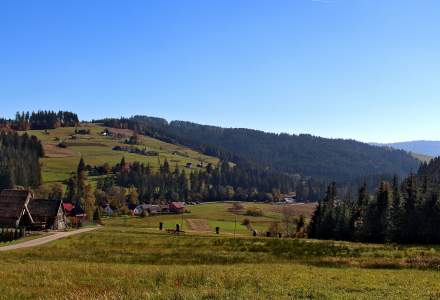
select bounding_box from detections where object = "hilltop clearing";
[21,124,219,183]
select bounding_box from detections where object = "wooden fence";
[0,227,26,242]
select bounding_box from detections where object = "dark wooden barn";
[0,189,34,228]
[28,198,66,230]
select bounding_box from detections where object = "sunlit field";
[21,124,219,184]
[1,203,440,299]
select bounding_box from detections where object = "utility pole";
[181,213,184,231]
[234,215,237,237]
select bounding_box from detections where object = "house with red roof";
[169,202,185,214]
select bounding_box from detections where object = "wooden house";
[67,205,87,227]
[0,189,34,228]
[103,204,114,216]
[28,198,66,230]
[169,202,185,214]
[133,204,163,216]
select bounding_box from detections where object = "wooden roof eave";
[17,193,35,226]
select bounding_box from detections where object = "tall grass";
[1,217,440,298]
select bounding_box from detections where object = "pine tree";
[386,176,403,243]
[401,174,419,243]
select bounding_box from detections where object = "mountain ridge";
[372,140,440,158]
[96,116,420,183]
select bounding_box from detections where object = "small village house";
[102,204,114,216]
[28,198,66,230]
[133,204,164,216]
[169,202,185,214]
[0,189,67,230]
[63,202,87,227]
[0,189,34,228]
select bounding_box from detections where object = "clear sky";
[1,0,439,143]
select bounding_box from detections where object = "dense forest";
[95,116,420,183]
[308,157,440,244]
[57,157,298,217]
[98,158,296,204]
[0,110,79,130]
[0,132,44,190]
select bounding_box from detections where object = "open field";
[21,124,219,184]
[2,213,440,298]
[0,203,440,298]
[119,202,317,235]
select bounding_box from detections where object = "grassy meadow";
[22,124,219,184]
[1,203,440,299]
[11,126,440,299]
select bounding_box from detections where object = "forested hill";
[96,116,420,182]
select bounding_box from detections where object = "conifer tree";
[386,176,403,242]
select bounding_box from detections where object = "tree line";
[115,159,296,204]
[55,157,298,218]
[0,111,79,131]
[308,157,440,244]
[0,132,43,190]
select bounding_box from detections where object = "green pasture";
[21,124,219,184]
[1,214,440,298]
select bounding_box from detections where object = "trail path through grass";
[0,226,100,251]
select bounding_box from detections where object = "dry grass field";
[1,207,440,299]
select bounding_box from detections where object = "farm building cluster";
[112,145,159,157]
[0,189,86,230]
[102,201,186,216]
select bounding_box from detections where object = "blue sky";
[1,0,439,143]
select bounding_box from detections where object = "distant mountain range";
[372,141,440,158]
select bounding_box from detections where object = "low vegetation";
[1,211,440,299]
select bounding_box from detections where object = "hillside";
[98,116,420,182]
[21,124,219,184]
[374,140,440,158]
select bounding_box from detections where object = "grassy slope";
[22,124,219,184]
[1,206,440,299]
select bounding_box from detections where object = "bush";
[242,218,251,226]
[245,207,263,217]
[118,206,131,216]
[230,202,244,212]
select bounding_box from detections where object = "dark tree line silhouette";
[0,111,79,131]
[0,132,44,190]
[308,157,440,244]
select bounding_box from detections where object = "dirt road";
[0,227,100,251]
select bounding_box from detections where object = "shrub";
[245,207,263,217]
[242,218,251,226]
[118,206,131,216]
[230,202,244,212]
